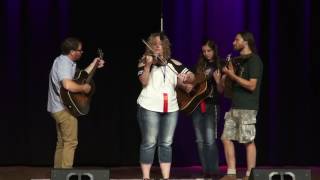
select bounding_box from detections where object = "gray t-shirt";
[47,55,76,113]
[232,53,263,110]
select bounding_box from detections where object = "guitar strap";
[50,77,60,96]
[50,68,79,97]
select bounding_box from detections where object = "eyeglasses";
[74,49,84,53]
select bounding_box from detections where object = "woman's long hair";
[196,40,220,73]
[145,32,171,60]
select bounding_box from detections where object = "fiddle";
[140,54,161,65]
[140,39,168,66]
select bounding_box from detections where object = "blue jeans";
[192,103,219,174]
[137,105,178,164]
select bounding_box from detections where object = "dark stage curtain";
[163,0,320,166]
[0,0,161,166]
[1,0,319,167]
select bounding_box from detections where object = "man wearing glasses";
[47,37,104,168]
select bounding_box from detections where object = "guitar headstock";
[97,48,104,59]
[224,53,232,66]
[226,53,232,62]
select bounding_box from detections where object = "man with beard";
[219,32,263,180]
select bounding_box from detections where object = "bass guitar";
[60,48,103,117]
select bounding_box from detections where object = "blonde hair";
[145,32,171,59]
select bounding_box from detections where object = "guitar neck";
[86,61,99,83]
[86,48,103,83]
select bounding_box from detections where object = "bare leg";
[141,163,152,179]
[160,162,171,179]
[245,142,256,176]
[222,139,236,172]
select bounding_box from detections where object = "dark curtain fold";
[1,0,319,167]
[0,0,161,166]
[163,0,320,166]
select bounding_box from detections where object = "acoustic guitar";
[223,54,251,98]
[60,48,103,117]
[176,72,212,115]
[223,54,233,98]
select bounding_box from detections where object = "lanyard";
[161,65,166,83]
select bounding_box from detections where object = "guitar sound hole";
[189,89,196,96]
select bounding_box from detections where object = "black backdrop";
[0,0,161,166]
[1,0,320,167]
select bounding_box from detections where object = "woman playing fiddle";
[136,32,194,180]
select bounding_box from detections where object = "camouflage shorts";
[221,109,257,143]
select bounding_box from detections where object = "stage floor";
[0,166,318,180]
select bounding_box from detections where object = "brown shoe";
[219,174,236,180]
[242,176,249,180]
[204,172,220,178]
